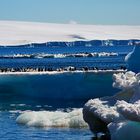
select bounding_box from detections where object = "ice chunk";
[83,71,140,139]
[16,108,88,128]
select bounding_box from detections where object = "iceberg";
[83,71,140,140]
[83,42,140,139]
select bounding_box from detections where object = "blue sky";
[0,0,140,25]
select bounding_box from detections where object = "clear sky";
[0,0,140,25]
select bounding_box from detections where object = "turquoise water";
[0,73,119,110]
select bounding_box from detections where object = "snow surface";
[0,21,140,45]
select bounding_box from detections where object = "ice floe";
[16,108,88,128]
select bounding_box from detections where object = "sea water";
[0,44,134,140]
[0,45,132,69]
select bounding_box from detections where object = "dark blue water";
[0,45,133,54]
[0,45,134,140]
[0,46,133,69]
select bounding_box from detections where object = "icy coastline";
[1,39,140,48]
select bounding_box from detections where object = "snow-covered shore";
[0,21,140,45]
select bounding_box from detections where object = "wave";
[0,52,120,59]
[16,108,88,128]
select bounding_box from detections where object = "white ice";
[16,108,88,128]
[83,71,140,140]
[0,21,140,45]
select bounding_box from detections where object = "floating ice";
[83,71,140,140]
[16,108,88,128]
[83,99,121,124]
[113,71,137,90]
